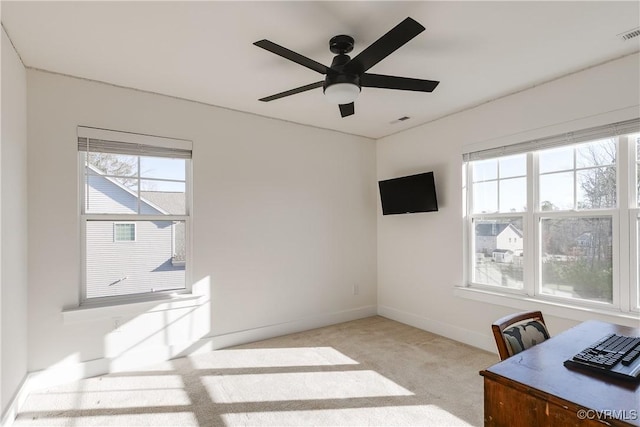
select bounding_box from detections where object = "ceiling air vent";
[389,116,411,124]
[619,27,640,41]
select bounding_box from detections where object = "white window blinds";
[463,118,640,161]
[77,126,192,159]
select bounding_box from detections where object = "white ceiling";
[2,1,639,139]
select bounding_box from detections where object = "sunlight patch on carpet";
[221,405,472,426]
[28,375,185,392]
[190,346,358,369]
[15,412,198,426]
[20,388,190,412]
[204,370,413,403]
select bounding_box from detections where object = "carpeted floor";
[14,316,497,426]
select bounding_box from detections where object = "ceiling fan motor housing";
[329,35,354,54]
[324,51,361,92]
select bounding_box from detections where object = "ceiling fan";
[254,17,440,118]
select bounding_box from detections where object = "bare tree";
[87,153,137,188]
[577,141,616,209]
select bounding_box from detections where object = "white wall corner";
[0,375,28,427]
[377,305,497,354]
[197,305,379,353]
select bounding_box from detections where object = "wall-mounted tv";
[378,171,438,215]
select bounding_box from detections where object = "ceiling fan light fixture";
[324,82,361,104]
[255,17,438,118]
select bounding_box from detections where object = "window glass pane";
[114,223,135,241]
[499,154,526,178]
[87,152,137,176]
[636,137,640,206]
[473,218,524,289]
[499,177,526,212]
[473,181,497,214]
[539,172,574,211]
[539,146,573,173]
[637,217,640,307]
[473,159,497,182]
[140,180,186,215]
[577,167,616,209]
[540,217,612,303]
[576,139,615,168]
[140,156,186,181]
[86,171,140,214]
[86,220,186,299]
[112,176,138,190]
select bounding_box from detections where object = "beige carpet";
[14,316,497,426]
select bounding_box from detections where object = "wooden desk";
[480,320,640,427]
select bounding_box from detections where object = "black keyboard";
[564,333,640,382]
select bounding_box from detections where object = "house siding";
[496,227,523,253]
[86,220,184,298]
[86,172,163,215]
[85,173,184,299]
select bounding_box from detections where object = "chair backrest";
[491,311,550,360]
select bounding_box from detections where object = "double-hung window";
[78,127,192,304]
[464,118,640,314]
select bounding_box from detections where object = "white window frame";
[462,119,640,318]
[113,222,136,242]
[78,126,192,306]
[629,133,640,311]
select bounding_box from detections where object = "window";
[79,127,192,303]
[464,119,640,314]
[470,153,527,290]
[114,223,136,242]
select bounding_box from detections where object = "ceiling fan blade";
[254,40,332,75]
[361,73,439,92]
[344,17,425,75]
[259,81,324,102]
[339,103,355,118]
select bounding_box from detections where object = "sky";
[471,138,621,214]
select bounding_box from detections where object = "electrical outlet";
[113,317,123,332]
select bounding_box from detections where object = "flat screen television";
[378,171,438,215]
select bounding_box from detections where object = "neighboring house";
[572,231,613,260]
[141,191,186,265]
[575,232,593,248]
[492,249,514,263]
[476,223,524,257]
[85,166,185,298]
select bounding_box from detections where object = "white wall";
[1,27,29,416]
[27,70,377,379]
[377,53,640,352]
[16,37,640,409]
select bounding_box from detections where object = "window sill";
[454,286,640,328]
[62,293,206,324]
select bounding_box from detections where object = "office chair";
[492,310,550,360]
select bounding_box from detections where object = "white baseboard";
[192,305,379,355]
[377,305,497,354]
[7,304,377,425]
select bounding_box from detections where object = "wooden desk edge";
[481,321,640,427]
[480,368,638,427]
